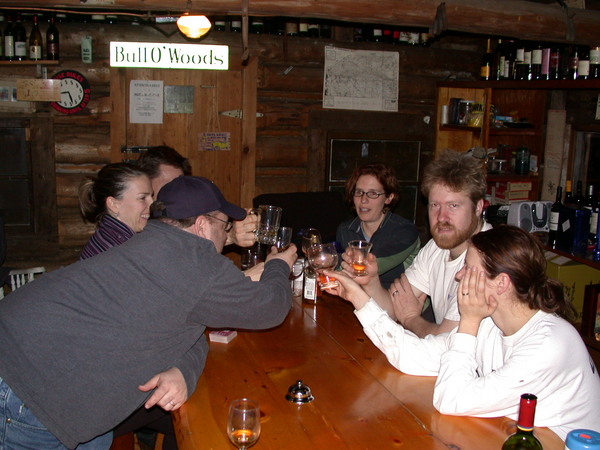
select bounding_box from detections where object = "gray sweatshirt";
[0,221,292,448]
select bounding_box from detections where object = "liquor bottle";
[28,14,42,61]
[585,185,598,249]
[307,22,320,38]
[383,28,394,44]
[285,20,298,36]
[514,43,526,80]
[549,45,562,79]
[250,17,265,34]
[46,15,59,60]
[530,43,543,80]
[302,263,318,304]
[0,13,4,60]
[4,14,15,61]
[503,40,516,79]
[567,46,579,80]
[549,186,562,249]
[540,44,551,80]
[13,13,26,61]
[481,38,494,80]
[230,18,242,33]
[501,394,543,450]
[577,45,590,79]
[574,180,585,206]
[522,45,532,80]
[213,19,226,32]
[565,180,574,206]
[372,26,383,42]
[493,39,504,80]
[298,20,309,37]
[590,46,600,79]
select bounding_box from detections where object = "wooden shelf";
[439,124,482,132]
[437,79,600,90]
[489,128,541,136]
[0,60,59,65]
[486,173,540,182]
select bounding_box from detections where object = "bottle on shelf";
[372,26,383,42]
[540,43,551,80]
[230,18,242,33]
[480,38,494,80]
[514,146,530,175]
[501,393,542,450]
[567,45,579,80]
[212,18,226,32]
[590,46,600,79]
[549,45,562,79]
[383,28,394,44]
[0,13,4,60]
[565,180,574,206]
[46,14,59,60]
[530,43,543,80]
[585,185,598,250]
[549,185,562,249]
[503,40,516,79]
[522,45,532,80]
[4,14,15,61]
[493,39,504,80]
[285,20,299,36]
[13,13,27,61]
[514,42,526,80]
[574,180,585,206]
[298,20,309,37]
[250,17,265,34]
[307,22,320,38]
[28,14,42,61]
[319,22,331,39]
[577,45,590,80]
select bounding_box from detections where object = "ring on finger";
[392,290,399,296]
[462,292,469,295]
[169,400,175,406]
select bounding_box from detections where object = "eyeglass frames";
[352,189,386,199]
[205,214,234,232]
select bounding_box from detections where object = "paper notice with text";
[323,46,399,112]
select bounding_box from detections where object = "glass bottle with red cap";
[502,393,543,449]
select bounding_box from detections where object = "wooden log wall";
[1,18,484,268]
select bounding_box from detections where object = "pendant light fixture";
[177,13,212,39]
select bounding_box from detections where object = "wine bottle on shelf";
[574,180,585,206]
[13,13,26,61]
[372,26,383,42]
[480,38,494,80]
[285,20,299,36]
[567,46,579,80]
[585,185,598,250]
[565,180,574,206]
[0,14,4,60]
[540,44,551,80]
[493,38,504,80]
[250,17,265,34]
[28,14,42,61]
[298,20,309,37]
[522,45,532,80]
[590,46,600,79]
[4,14,15,61]
[530,43,543,80]
[502,394,543,450]
[213,19,226,32]
[514,42,526,80]
[307,22,320,38]
[46,15,59,60]
[577,45,590,80]
[230,18,242,33]
[549,185,562,249]
[549,45,562,79]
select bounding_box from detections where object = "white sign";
[110,42,229,70]
[129,80,163,124]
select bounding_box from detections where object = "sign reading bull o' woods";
[110,42,229,70]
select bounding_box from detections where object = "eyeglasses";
[352,189,386,199]
[205,214,234,232]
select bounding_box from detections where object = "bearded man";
[344,150,490,337]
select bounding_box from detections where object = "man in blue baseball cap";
[0,176,297,449]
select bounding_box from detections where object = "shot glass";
[256,205,282,245]
[241,248,262,270]
[347,240,373,276]
[275,226,293,252]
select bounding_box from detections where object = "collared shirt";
[80,214,135,260]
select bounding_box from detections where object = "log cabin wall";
[0,17,496,269]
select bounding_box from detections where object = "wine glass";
[301,228,322,257]
[307,242,339,289]
[227,398,261,449]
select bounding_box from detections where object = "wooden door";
[110,59,257,208]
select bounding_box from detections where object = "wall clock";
[50,70,91,114]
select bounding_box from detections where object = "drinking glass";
[275,226,293,252]
[307,242,339,289]
[301,228,322,257]
[241,248,261,270]
[227,398,261,449]
[347,240,373,276]
[256,205,282,245]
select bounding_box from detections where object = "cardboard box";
[545,251,600,320]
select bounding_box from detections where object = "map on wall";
[322,46,398,112]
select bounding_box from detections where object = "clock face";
[50,70,91,114]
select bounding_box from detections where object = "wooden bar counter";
[173,294,564,449]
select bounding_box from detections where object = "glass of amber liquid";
[347,240,373,276]
[227,398,261,449]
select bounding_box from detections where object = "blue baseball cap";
[156,176,246,221]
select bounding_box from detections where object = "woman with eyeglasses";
[336,163,420,288]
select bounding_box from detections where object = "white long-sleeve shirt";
[355,300,600,440]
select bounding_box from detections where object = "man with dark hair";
[345,150,491,337]
[0,176,296,449]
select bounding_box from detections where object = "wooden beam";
[0,0,599,43]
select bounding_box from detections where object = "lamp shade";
[177,14,212,39]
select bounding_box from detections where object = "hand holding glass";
[347,240,373,276]
[275,226,292,252]
[307,242,339,289]
[255,205,282,245]
[227,398,261,449]
[241,248,261,270]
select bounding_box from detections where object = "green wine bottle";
[502,394,543,450]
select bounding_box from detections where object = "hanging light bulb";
[177,14,212,39]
